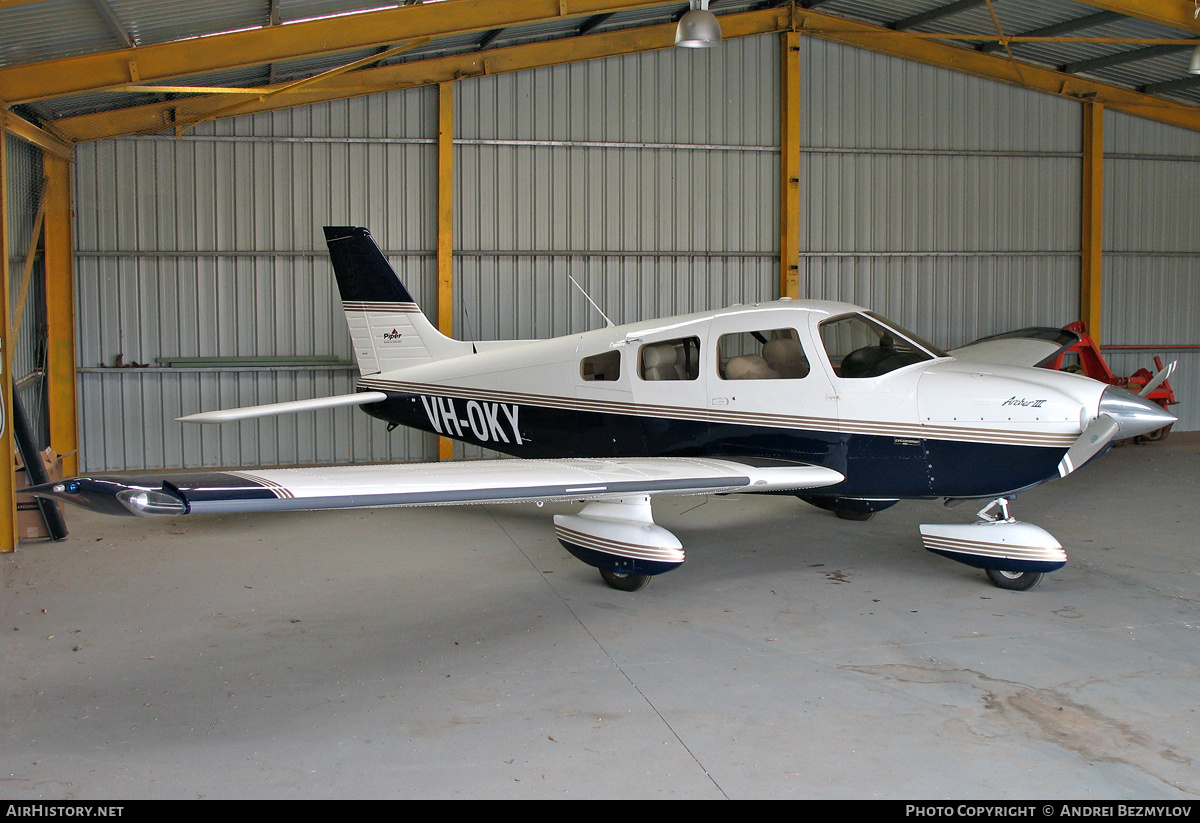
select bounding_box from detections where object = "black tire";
[600,569,652,592]
[835,510,874,522]
[986,569,1045,591]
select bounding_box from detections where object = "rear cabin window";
[638,337,700,381]
[718,328,809,380]
[580,350,621,381]
[819,314,935,378]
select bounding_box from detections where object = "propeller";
[1058,386,1179,478]
[1057,413,1119,478]
[1138,360,1177,398]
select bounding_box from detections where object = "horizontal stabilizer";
[28,457,844,517]
[178,391,388,424]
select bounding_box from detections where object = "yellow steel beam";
[0,0,674,105]
[176,37,432,135]
[1073,1,1200,35]
[1081,102,1104,344]
[12,187,45,340]
[787,6,1200,134]
[0,112,71,159]
[780,30,801,300]
[48,8,788,142]
[50,4,1200,143]
[437,80,454,463]
[0,131,18,553]
[43,153,78,477]
[852,33,1200,46]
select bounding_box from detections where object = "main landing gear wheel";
[835,510,874,522]
[600,569,652,592]
[986,569,1045,591]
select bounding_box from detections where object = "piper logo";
[383,329,402,341]
[419,395,523,445]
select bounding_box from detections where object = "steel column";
[43,153,78,477]
[780,30,801,299]
[0,131,18,552]
[437,80,454,461]
[1081,102,1104,344]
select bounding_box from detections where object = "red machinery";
[1043,321,1179,442]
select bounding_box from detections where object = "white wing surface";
[31,457,845,517]
[950,327,1080,368]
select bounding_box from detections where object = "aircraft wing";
[29,457,844,518]
[949,327,1080,368]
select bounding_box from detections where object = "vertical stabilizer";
[324,226,466,375]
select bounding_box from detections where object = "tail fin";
[324,226,466,375]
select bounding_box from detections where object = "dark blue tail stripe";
[323,226,415,304]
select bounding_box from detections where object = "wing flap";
[31,457,844,517]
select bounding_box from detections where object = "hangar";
[2,0,1198,799]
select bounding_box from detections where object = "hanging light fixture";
[1190,44,1200,74]
[675,0,722,49]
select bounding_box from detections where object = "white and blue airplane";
[31,227,1177,592]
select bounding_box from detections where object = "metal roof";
[2,0,1199,140]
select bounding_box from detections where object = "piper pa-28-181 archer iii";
[31,227,1177,593]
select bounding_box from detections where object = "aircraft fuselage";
[353,299,1102,502]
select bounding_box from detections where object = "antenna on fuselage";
[568,274,615,328]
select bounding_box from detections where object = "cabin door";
[705,312,840,464]
[627,323,712,456]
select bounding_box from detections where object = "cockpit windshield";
[819,313,947,378]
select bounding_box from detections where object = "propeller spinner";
[1057,385,1177,477]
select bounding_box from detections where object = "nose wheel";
[920,498,1066,591]
[600,569,652,592]
[985,568,1045,591]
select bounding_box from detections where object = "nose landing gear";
[920,498,1066,591]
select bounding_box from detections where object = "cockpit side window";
[819,314,935,378]
[638,337,700,381]
[580,350,621,381]
[718,328,809,380]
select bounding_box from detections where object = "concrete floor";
[2,433,1198,799]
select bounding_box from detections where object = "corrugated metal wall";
[5,133,49,451]
[1104,112,1200,432]
[454,39,781,342]
[74,91,440,469]
[800,39,1082,348]
[72,33,1196,471]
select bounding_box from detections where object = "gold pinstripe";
[554,524,685,563]
[360,378,1078,449]
[342,301,423,314]
[921,534,1066,561]
[229,471,295,499]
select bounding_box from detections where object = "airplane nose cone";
[1098,385,1177,439]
